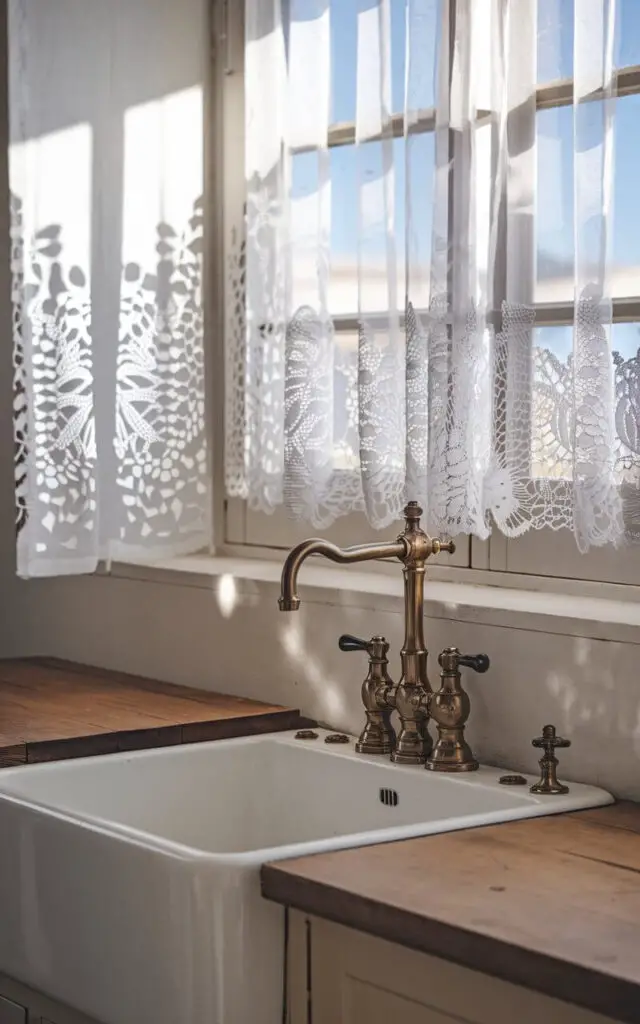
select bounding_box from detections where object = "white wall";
[0,562,638,800]
[0,3,638,802]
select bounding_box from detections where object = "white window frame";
[210,0,640,589]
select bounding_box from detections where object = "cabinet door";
[0,996,26,1024]
[335,978,464,1024]
[310,919,471,1024]
[306,916,619,1024]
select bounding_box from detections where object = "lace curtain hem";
[226,296,640,548]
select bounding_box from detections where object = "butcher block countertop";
[262,803,640,1024]
[0,657,308,767]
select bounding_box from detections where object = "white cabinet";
[0,917,625,1024]
[288,913,620,1024]
[0,996,26,1024]
[0,977,96,1024]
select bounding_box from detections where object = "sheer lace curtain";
[10,0,211,578]
[228,0,636,550]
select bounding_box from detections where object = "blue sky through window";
[330,0,407,123]
[291,0,640,352]
[538,0,640,80]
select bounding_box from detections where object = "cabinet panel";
[302,915,619,1024]
[344,977,465,1024]
[0,996,26,1024]
[0,972,98,1024]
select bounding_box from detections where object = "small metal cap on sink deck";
[499,774,527,786]
[325,733,350,744]
[294,729,319,740]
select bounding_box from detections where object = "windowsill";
[109,553,640,647]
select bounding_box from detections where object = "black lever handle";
[457,653,490,673]
[338,634,370,652]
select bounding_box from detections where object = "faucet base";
[391,750,426,766]
[426,731,478,772]
[390,728,431,766]
[356,738,394,755]
[391,682,431,765]
[355,712,395,755]
[425,758,478,772]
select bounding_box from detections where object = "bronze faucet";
[427,647,490,771]
[338,634,396,755]
[530,725,571,794]
[278,501,457,765]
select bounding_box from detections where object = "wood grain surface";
[0,657,308,766]
[262,803,640,1024]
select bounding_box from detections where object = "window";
[497,0,640,584]
[217,0,470,565]
[215,0,640,588]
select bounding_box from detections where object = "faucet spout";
[278,540,403,610]
[278,538,407,612]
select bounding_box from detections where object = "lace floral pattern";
[455,300,634,549]
[11,192,28,536]
[283,306,364,528]
[227,286,640,546]
[11,195,210,574]
[11,194,98,568]
[115,198,209,552]
[224,222,247,500]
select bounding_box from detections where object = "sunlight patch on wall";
[280,617,347,722]
[121,86,203,273]
[10,121,93,285]
[217,574,239,619]
[114,83,209,559]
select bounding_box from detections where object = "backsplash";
[2,569,638,801]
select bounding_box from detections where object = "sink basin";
[0,728,612,1024]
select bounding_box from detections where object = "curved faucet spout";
[278,538,407,611]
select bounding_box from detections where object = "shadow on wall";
[277,596,404,734]
[12,194,207,554]
[8,1,204,149]
[8,0,209,569]
[449,619,640,795]
[16,554,640,799]
[213,569,398,731]
[271,599,640,797]
[546,635,640,783]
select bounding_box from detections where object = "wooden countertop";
[0,657,308,767]
[262,804,640,1024]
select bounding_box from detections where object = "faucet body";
[427,648,490,771]
[338,635,396,755]
[278,502,455,766]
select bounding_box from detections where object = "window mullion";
[485,0,537,566]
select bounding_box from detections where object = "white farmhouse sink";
[0,728,612,1024]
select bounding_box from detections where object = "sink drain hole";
[379,787,399,807]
